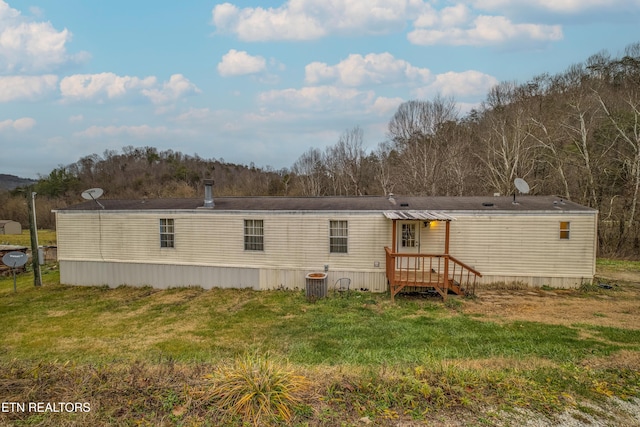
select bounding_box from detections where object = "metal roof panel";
[383,210,456,221]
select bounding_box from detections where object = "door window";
[401,223,416,248]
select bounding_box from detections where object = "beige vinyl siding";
[56,208,596,291]
[417,212,596,286]
[447,213,596,281]
[56,210,391,291]
[57,211,391,269]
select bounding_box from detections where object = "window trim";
[244,219,264,251]
[560,221,570,240]
[329,220,348,254]
[159,218,175,248]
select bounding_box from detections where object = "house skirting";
[59,260,591,292]
[59,260,389,292]
[477,274,592,289]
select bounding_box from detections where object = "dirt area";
[444,268,640,427]
[461,270,640,331]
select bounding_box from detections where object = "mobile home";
[54,184,597,297]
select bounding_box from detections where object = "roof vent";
[482,202,494,207]
[400,203,409,207]
[203,179,214,208]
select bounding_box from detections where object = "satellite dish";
[2,251,28,293]
[81,188,105,209]
[514,178,530,194]
[2,251,28,268]
[81,188,104,200]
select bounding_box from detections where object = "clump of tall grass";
[205,352,309,426]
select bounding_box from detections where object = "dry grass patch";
[462,282,640,329]
[1,357,638,426]
[150,286,206,305]
[46,310,70,317]
[439,356,559,371]
[582,350,640,371]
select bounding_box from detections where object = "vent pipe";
[203,179,214,208]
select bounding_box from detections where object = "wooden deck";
[385,247,482,301]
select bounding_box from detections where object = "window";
[244,219,264,251]
[329,220,348,253]
[160,218,175,248]
[401,223,416,248]
[560,221,570,240]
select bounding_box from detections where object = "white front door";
[397,221,420,268]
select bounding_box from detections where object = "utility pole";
[27,190,42,287]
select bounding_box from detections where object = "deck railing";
[384,247,482,300]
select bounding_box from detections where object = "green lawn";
[2,269,636,366]
[0,229,57,247]
[1,268,639,426]
[597,257,640,272]
[2,245,640,425]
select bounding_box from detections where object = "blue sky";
[1,0,639,179]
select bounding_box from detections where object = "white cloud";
[258,85,376,112]
[12,116,35,130]
[218,49,266,77]
[0,116,35,131]
[212,0,424,41]
[60,73,157,102]
[59,73,200,106]
[370,96,404,115]
[212,2,322,41]
[69,114,83,123]
[408,6,563,46]
[175,107,214,122]
[306,52,431,87]
[74,124,170,139]
[0,0,85,73]
[432,4,471,27]
[0,74,57,101]
[141,74,201,104]
[413,70,498,98]
[0,0,20,22]
[303,53,496,101]
[211,0,571,47]
[257,84,401,118]
[28,6,44,17]
[468,0,640,14]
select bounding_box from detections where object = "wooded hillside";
[1,43,639,258]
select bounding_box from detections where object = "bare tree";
[371,141,397,196]
[388,96,459,195]
[476,82,538,196]
[594,43,640,243]
[291,148,326,196]
[328,126,366,196]
[527,72,581,200]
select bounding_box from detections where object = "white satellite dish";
[81,188,105,209]
[514,178,530,194]
[81,188,104,200]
